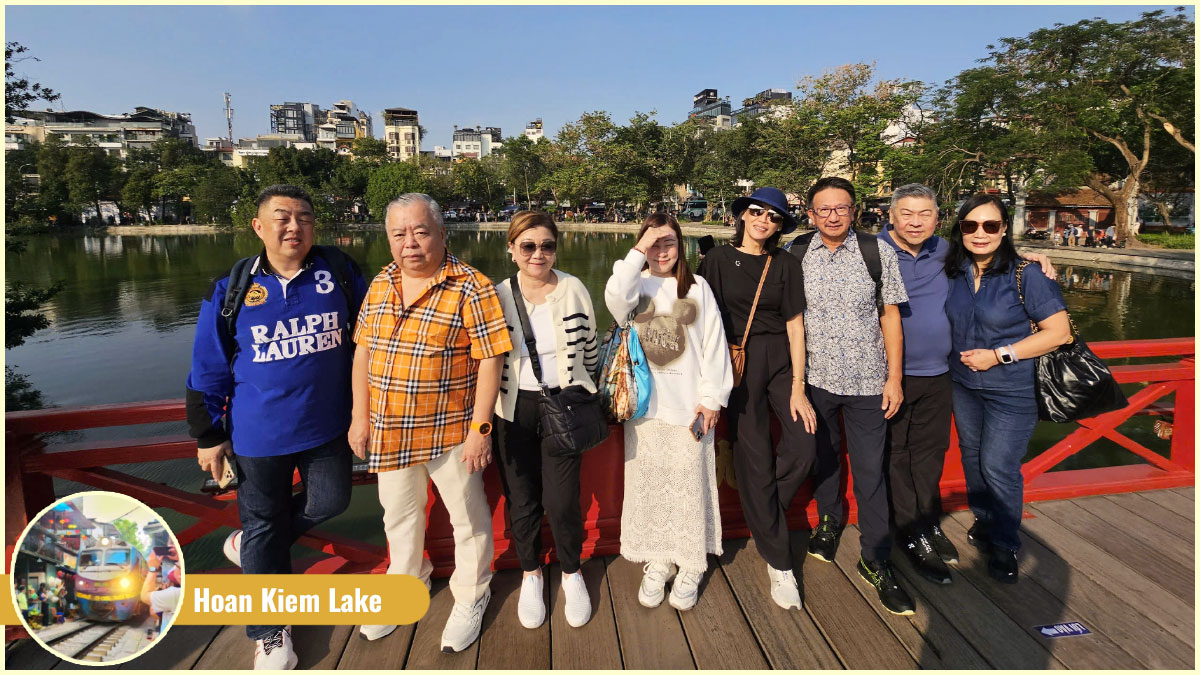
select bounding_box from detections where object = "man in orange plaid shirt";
[349,193,512,653]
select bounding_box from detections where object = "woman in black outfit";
[697,187,816,611]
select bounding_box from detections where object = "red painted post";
[1169,359,1195,472]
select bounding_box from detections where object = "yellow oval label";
[244,283,268,306]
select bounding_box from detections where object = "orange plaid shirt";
[353,252,512,471]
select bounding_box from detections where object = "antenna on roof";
[224,92,234,144]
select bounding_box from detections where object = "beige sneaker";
[767,565,802,610]
[440,590,490,653]
[561,571,591,627]
[637,562,677,608]
[253,626,297,670]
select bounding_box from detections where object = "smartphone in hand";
[690,413,706,441]
[218,455,237,489]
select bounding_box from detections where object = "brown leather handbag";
[729,256,772,387]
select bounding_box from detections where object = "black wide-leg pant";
[726,332,817,572]
[886,373,953,536]
[810,386,892,562]
[494,389,584,574]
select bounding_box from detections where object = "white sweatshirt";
[604,249,733,428]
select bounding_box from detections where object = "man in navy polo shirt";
[186,184,367,670]
[880,184,1055,586]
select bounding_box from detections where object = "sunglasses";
[746,205,785,224]
[958,219,1004,235]
[517,241,557,255]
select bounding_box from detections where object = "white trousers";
[376,442,494,604]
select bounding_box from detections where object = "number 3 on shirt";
[315,270,335,294]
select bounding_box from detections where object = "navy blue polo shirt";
[945,259,1067,392]
[878,228,951,376]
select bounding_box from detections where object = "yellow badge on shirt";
[244,283,268,306]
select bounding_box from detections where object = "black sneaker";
[902,532,952,585]
[966,520,991,552]
[857,557,915,615]
[808,514,843,563]
[929,524,959,564]
[988,547,1019,584]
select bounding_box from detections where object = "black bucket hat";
[731,187,798,235]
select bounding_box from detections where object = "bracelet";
[1006,345,1019,363]
[633,246,645,255]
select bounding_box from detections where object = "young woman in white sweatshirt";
[603,213,733,611]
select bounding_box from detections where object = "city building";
[731,88,793,125]
[452,125,502,158]
[269,101,323,142]
[201,137,236,165]
[688,89,732,130]
[383,107,421,161]
[5,107,198,157]
[317,100,373,154]
[524,118,544,143]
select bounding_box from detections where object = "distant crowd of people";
[185,179,1067,669]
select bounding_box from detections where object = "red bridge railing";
[5,337,1193,614]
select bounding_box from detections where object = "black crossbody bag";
[509,275,610,457]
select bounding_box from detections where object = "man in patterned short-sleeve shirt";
[792,177,916,617]
[349,193,512,653]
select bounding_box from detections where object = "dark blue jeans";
[951,384,1038,552]
[236,435,353,640]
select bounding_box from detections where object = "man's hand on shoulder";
[197,440,232,482]
[1021,252,1057,279]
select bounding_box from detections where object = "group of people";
[1054,222,1117,248]
[15,580,71,628]
[186,179,1068,669]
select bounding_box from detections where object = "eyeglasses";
[958,219,1004,235]
[517,241,557,255]
[746,205,785,224]
[812,205,852,218]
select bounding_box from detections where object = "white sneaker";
[517,574,545,629]
[668,569,704,611]
[440,590,490,653]
[767,565,802,610]
[223,530,243,567]
[561,571,592,627]
[253,626,297,670]
[358,624,397,641]
[637,562,677,608]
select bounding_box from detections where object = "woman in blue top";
[944,194,1070,584]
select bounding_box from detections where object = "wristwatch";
[997,346,1016,365]
[148,567,158,572]
[470,421,493,436]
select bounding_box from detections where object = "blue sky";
[6,5,1185,149]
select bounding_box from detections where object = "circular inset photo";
[9,492,184,666]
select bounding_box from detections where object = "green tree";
[5,42,59,122]
[192,164,242,223]
[496,134,546,207]
[111,519,147,554]
[36,133,73,224]
[351,136,389,165]
[65,139,121,224]
[365,161,427,221]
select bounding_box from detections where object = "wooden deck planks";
[547,558,622,670]
[833,525,991,670]
[675,556,769,670]
[937,513,1144,670]
[1029,499,1194,603]
[334,622,416,670]
[606,556,695,669]
[1017,503,1195,647]
[1103,492,1194,543]
[1170,486,1193,500]
[716,538,842,669]
[946,510,1193,670]
[192,625,255,670]
[1071,495,1196,572]
[1137,487,1196,517]
[792,532,917,669]
[475,566,550,670]
[120,625,223,670]
[404,579,479,669]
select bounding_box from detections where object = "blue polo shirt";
[945,259,1066,393]
[878,228,951,377]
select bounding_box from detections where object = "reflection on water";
[5,231,1195,569]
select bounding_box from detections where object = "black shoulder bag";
[1015,262,1128,423]
[509,275,610,457]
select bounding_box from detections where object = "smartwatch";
[997,346,1016,365]
[148,567,159,572]
[470,421,493,436]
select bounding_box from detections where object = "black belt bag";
[509,275,610,457]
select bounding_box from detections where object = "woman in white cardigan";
[604,213,733,611]
[493,211,598,630]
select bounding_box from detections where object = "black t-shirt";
[697,244,806,343]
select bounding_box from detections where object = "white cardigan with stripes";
[494,270,600,422]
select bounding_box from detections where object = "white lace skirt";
[620,417,722,573]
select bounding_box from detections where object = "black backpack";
[220,245,361,338]
[788,231,884,315]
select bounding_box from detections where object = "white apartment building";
[383,107,421,160]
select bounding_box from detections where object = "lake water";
[6,229,1194,569]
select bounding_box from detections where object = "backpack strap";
[220,255,259,338]
[788,231,816,263]
[855,231,884,316]
[312,245,362,335]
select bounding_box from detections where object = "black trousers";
[886,373,953,536]
[494,389,584,574]
[810,386,892,562]
[727,332,817,572]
